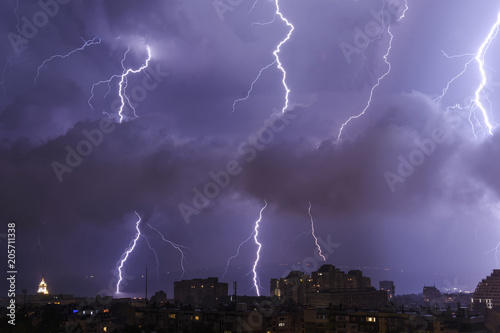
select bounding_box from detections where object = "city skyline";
[2,0,500,300]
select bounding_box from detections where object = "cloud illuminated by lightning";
[252,200,268,296]
[233,0,294,114]
[146,222,189,279]
[337,0,408,140]
[116,211,142,293]
[88,45,151,123]
[34,37,102,85]
[436,9,500,137]
[308,202,326,261]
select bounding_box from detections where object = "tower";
[37,278,49,295]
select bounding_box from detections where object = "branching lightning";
[146,222,189,279]
[233,0,294,114]
[88,45,151,122]
[116,211,142,293]
[34,37,102,84]
[436,9,500,137]
[337,0,408,140]
[232,61,276,112]
[252,200,268,296]
[222,230,256,281]
[486,242,500,267]
[308,202,326,261]
[142,235,161,279]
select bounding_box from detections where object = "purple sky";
[1,0,500,298]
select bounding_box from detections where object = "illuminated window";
[195,316,200,320]
[367,317,376,322]
[169,314,176,319]
[278,323,285,327]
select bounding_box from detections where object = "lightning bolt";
[252,200,268,296]
[436,9,500,137]
[88,45,151,123]
[146,222,189,279]
[308,202,326,261]
[337,0,408,140]
[34,37,102,84]
[116,211,142,293]
[222,230,256,281]
[233,0,294,114]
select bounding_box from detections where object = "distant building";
[270,271,311,304]
[423,285,441,303]
[379,280,395,300]
[174,277,228,306]
[37,278,49,295]
[311,265,371,292]
[473,269,500,310]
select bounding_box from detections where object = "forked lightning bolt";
[146,222,189,279]
[233,0,294,114]
[486,242,500,267]
[337,0,408,140]
[88,45,151,123]
[116,211,142,293]
[34,37,102,84]
[436,9,500,137]
[308,202,326,261]
[252,201,268,296]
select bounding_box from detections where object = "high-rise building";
[270,271,311,304]
[473,269,500,310]
[37,278,49,295]
[423,285,441,303]
[174,277,228,306]
[379,280,395,300]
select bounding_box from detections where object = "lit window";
[367,317,376,322]
[195,316,200,320]
[169,314,176,319]
[278,323,285,327]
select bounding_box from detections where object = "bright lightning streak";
[222,230,256,281]
[337,0,408,140]
[34,37,102,84]
[116,211,142,293]
[233,0,294,114]
[88,45,151,123]
[252,200,268,296]
[273,0,294,114]
[308,202,326,261]
[436,10,500,136]
[146,222,189,279]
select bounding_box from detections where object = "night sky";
[1,0,500,299]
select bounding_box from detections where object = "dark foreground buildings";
[1,266,494,332]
